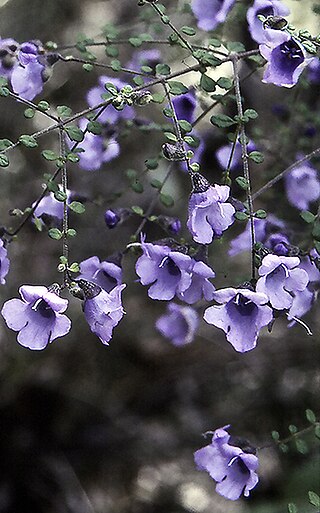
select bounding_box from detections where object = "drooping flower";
[204,287,273,352]
[177,259,215,304]
[156,303,199,346]
[172,89,197,124]
[76,119,120,171]
[191,0,236,31]
[86,76,134,124]
[0,239,10,285]
[194,425,259,500]
[187,173,235,245]
[78,279,125,345]
[247,0,290,44]
[284,161,320,211]
[1,284,71,350]
[260,31,312,88]
[135,241,193,301]
[264,232,291,256]
[256,254,309,310]
[32,189,74,227]
[77,255,122,293]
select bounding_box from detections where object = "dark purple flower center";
[159,256,181,276]
[280,40,304,64]
[233,293,256,316]
[258,6,274,18]
[229,456,250,476]
[32,299,54,319]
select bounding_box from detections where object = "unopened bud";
[162,142,185,161]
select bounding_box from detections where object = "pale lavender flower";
[216,140,256,172]
[287,287,314,325]
[0,239,10,285]
[135,241,193,301]
[194,425,259,500]
[177,260,215,304]
[77,119,120,171]
[1,285,71,350]
[77,255,122,293]
[191,0,236,31]
[247,0,290,44]
[256,254,309,310]
[187,173,235,244]
[260,31,312,88]
[11,61,44,100]
[78,280,125,345]
[86,76,134,124]
[204,287,273,352]
[284,161,320,210]
[156,303,199,346]
[229,215,286,256]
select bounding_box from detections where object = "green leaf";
[308,491,320,508]
[131,180,144,193]
[168,81,188,95]
[160,193,174,207]
[145,158,159,170]
[42,150,58,161]
[226,41,246,52]
[65,125,84,142]
[178,120,192,133]
[48,228,62,240]
[306,409,316,424]
[150,179,162,189]
[164,131,177,143]
[289,424,298,434]
[0,154,9,167]
[210,114,236,128]
[0,139,13,151]
[19,135,38,148]
[87,120,103,135]
[271,430,280,441]
[54,190,67,202]
[126,169,137,180]
[183,135,200,147]
[0,86,9,96]
[200,74,216,92]
[152,93,165,103]
[217,77,233,89]
[181,25,196,36]
[249,151,264,164]
[244,108,258,119]
[129,37,142,47]
[67,228,77,237]
[235,211,249,221]
[68,262,80,273]
[57,105,72,119]
[155,63,171,75]
[235,176,249,190]
[295,438,308,454]
[133,76,144,86]
[24,108,35,118]
[131,205,144,215]
[255,209,267,219]
[105,45,119,57]
[111,59,121,71]
[37,100,50,111]
[300,210,316,223]
[312,219,320,241]
[33,216,43,232]
[66,152,80,163]
[83,63,94,72]
[208,38,222,47]
[69,201,85,214]
[314,424,320,439]
[287,503,298,513]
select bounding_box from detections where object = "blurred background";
[0,0,319,512]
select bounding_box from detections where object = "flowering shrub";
[0,0,319,509]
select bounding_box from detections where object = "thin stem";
[150,3,195,54]
[59,127,69,286]
[258,422,319,451]
[7,91,60,123]
[232,55,256,281]
[58,54,149,77]
[252,146,320,200]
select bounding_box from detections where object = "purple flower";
[135,241,193,301]
[33,189,72,224]
[284,161,320,211]
[247,0,290,44]
[104,209,121,228]
[177,260,215,304]
[264,232,290,256]
[77,255,122,293]
[216,140,256,172]
[298,250,320,284]
[0,239,10,285]
[11,61,44,100]
[187,174,235,244]
[1,285,71,350]
[260,31,312,88]
[287,287,314,325]
[194,426,259,500]
[157,216,182,235]
[229,215,286,256]
[172,89,197,124]
[204,287,273,352]
[86,76,134,124]
[256,254,309,310]
[307,57,320,84]
[191,0,236,31]
[156,303,199,346]
[77,119,120,171]
[78,280,125,345]
[0,38,19,78]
